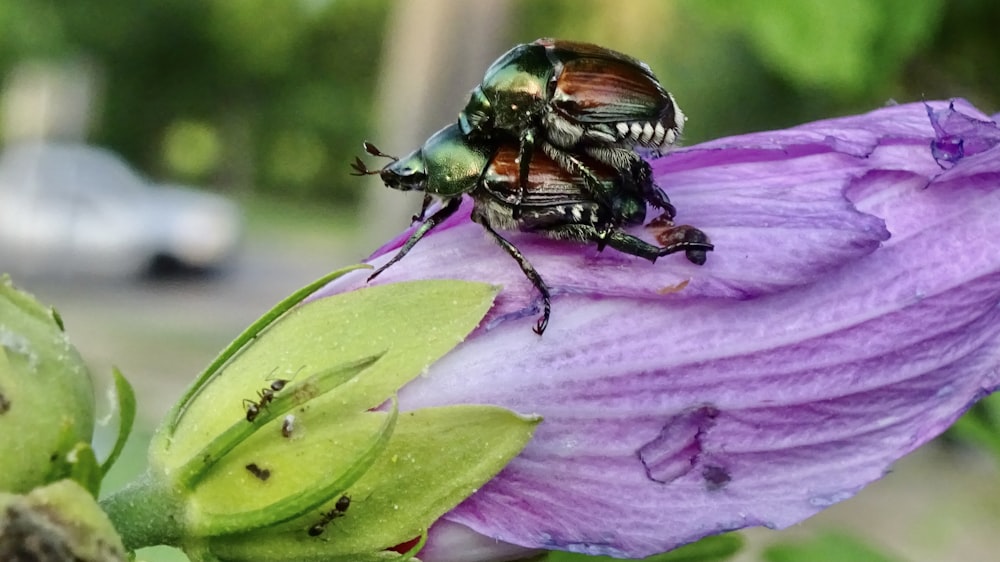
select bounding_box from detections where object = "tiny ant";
[242,367,301,422]
[308,494,351,537]
[245,462,271,481]
[243,383,284,422]
[281,414,295,438]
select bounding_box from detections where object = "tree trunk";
[357,0,512,255]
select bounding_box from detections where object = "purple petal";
[416,520,542,562]
[317,99,1000,558]
[926,99,1000,166]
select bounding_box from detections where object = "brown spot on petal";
[657,279,690,295]
[653,224,700,247]
[702,464,731,491]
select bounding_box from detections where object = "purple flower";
[316,99,1000,559]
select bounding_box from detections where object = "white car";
[0,142,242,279]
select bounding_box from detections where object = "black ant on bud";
[242,367,303,422]
[243,377,289,422]
[307,494,351,537]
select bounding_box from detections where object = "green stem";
[100,472,185,551]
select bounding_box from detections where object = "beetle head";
[351,142,428,192]
[352,126,491,197]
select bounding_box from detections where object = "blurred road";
[13,237,356,423]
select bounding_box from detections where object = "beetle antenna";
[350,141,399,176]
[350,156,380,176]
[363,142,397,161]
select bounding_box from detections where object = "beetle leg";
[473,212,552,335]
[606,226,713,265]
[540,142,615,209]
[651,224,714,265]
[541,224,659,261]
[368,197,463,281]
[540,142,619,244]
[539,224,713,265]
[627,158,675,218]
[412,193,434,224]
[582,147,676,218]
[514,132,537,220]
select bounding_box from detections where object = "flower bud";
[0,276,96,493]
[0,479,126,561]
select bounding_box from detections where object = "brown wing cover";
[551,56,672,125]
[534,38,647,69]
[482,144,612,207]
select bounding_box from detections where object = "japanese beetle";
[351,124,711,335]
[458,38,684,212]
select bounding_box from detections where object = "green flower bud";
[101,268,540,561]
[0,275,96,494]
[0,479,127,561]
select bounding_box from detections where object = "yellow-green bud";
[0,276,96,493]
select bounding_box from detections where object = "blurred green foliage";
[763,531,903,562]
[948,392,1000,461]
[0,0,388,206]
[0,0,996,205]
[700,0,943,97]
[543,533,743,562]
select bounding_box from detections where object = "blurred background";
[0,1,997,561]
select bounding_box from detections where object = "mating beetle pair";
[460,38,686,211]
[353,39,712,335]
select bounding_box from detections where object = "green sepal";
[174,355,383,488]
[100,367,137,477]
[207,405,540,560]
[42,420,102,497]
[109,275,514,559]
[157,264,372,441]
[186,544,423,562]
[154,279,500,476]
[66,442,102,498]
[189,401,399,535]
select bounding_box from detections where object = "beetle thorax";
[489,78,546,131]
[420,125,493,197]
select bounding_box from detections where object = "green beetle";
[352,124,711,335]
[458,38,685,215]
